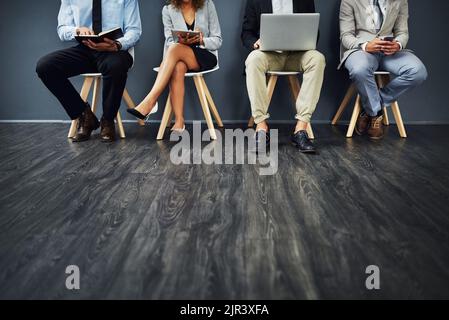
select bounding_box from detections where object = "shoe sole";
[299,149,317,154]
[101,138,116,143]
[291,142,317,154]
[369,135,384,140]
[71,137,90,143]
[355,128,366,136]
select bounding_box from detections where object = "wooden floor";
[0,123,448,300]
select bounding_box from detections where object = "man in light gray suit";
[339,0,427,140]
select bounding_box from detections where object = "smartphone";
[382,36,395,42]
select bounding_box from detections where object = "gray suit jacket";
[162,0,222,59]
[339,0,410,69]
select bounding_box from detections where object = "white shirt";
[372,0,387,31]
[272,0,293,14]
[377,0,388,16]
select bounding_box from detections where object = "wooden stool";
[247,71,315,139]
[154,66,224,140]
[67,73,144,139]
[332,71,407,138]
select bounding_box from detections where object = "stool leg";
[332,84,356,125]
[266,75,278,103]
[248,75,278,128]
[116,112,126,139]
[391,101,407,138]
[91,77,101,114]
[123,89,145,127]
[167,109,174,128]
[68,76,94,138]
[157,94,173,140]
[200,76,224,128]
[248,117,255,128]
[194,75,217,140]
[347,95,362,138]
[287,75,300,101]
[383,107,390,126]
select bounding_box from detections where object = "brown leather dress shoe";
[367,115,384,140]
[355,111,370,136]
[100,119,117,143]
[72,104,100,142]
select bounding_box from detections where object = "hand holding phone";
[382,36,395,42]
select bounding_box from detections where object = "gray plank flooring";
[0,123,448,300]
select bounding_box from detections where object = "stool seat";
[374,71,390,75]
[267,71,300,76]
[80,73,102,77]
[153,66,220,77]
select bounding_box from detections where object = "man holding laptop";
[242,0,325,153]
[36,0,142,143]
[340,0,427,139]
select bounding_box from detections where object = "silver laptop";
[260,13,320,51]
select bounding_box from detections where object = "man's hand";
[253,39,261,50]
[83,38,119,52]
[76,27,94,36]
[382,41,401,56]
[365,38,391,53]
[365,38,401,55]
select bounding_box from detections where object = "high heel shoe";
[127,103,159,121]
[171,125,186,134]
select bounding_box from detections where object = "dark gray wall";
[0,0,448,123]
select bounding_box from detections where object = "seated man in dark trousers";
[36,0,142,142]
[242,0,326,154]
[339,0,427,140]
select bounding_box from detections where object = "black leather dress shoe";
[291,130,316,154]
[100,119,117,143]
[72,104,100,142]
[252,130,270,153]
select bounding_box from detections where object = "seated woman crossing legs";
[128,0,222,133]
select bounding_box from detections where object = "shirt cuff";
[397,41,403,50]
[361,42,368,51]
[116,37,128,51]
[62,26,78,41]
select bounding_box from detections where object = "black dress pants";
[36,45,133,121]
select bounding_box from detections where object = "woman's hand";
[177,30,202,46]
[196,29,204,46]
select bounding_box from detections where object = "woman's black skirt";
[190,46,218,72]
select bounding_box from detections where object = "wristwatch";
[114,41,122,51]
